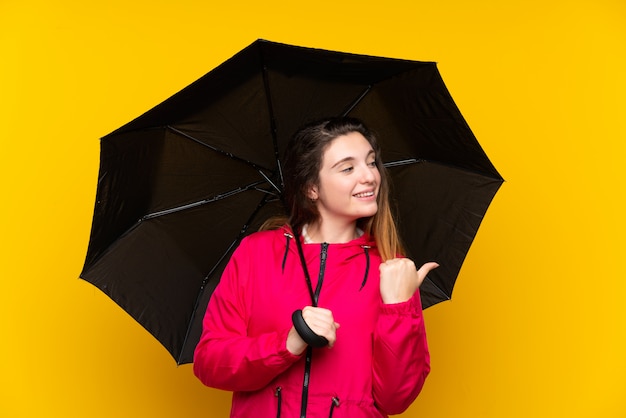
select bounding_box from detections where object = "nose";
[360,163,377,183]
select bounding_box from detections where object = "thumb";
[417,262,439,282]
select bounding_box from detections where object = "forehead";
[321,132,374,163]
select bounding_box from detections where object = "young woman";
[193,117,438,417]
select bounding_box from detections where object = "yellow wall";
[2,1,625,417]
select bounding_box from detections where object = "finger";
[306,315,335,334]
[326,322,340,348]
[417,261,439,276]
[302,306,334,325]
[301,307,338,346]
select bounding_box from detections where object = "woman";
[193,117,438,417]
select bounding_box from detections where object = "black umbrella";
[80,39,503,365]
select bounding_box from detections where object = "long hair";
[265,117,404,261]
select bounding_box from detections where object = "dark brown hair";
[267,117,404,260]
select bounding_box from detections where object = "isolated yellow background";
[1,1,625,417]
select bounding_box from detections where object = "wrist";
[286,326,307,355]
[381,290,414,304]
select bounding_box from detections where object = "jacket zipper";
[274,386,282,418]
[360,245,370,290]
[299,242,329,418]
[314,243,328,304]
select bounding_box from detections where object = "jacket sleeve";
[372,291,430,414]
[193,238,302,392]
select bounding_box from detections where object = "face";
[308,131,381,225]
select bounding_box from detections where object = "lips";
[353,191,375,198]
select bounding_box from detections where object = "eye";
[367,160,377,167]
[341,166,354,173]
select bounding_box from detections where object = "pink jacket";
[193,226,430,417]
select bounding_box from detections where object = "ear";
[307,185,318,201]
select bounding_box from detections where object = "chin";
[356,207,378,219]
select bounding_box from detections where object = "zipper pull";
[320,242,328,262]
[275,387,283,418]
[329,396,340,417]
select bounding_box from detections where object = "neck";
[304,220,358,244]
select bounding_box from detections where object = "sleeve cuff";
[380,291,424,315]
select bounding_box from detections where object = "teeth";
[354,191,374,198]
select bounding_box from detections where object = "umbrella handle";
[291,309,329,348]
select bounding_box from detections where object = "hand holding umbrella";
[287,306,341,354]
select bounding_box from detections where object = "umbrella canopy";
[81,39,503,365]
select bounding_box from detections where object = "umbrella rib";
[142,181,267,220]
[167,126,274,174]
[179,192,276,363]
[420,158,503,180]
[386,157,504,181]
[257,169,282,194]
[423,275,452,301]
[178,237,242,365]
[260,56,284,191]
[168,125,282,194]
[383,158,424,168]
[342,85,372,116]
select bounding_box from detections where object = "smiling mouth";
[353,191,375,198]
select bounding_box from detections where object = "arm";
[372,258,437,414]
[193,239,302,392]
[372,292,430,414]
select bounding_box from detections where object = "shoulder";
[242,226,290,244]
[235,226,291,255]
[222,228,289,279]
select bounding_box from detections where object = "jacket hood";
[279,225,376,251]
[266,225,378,295]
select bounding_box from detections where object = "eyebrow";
[330,149,376,169]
